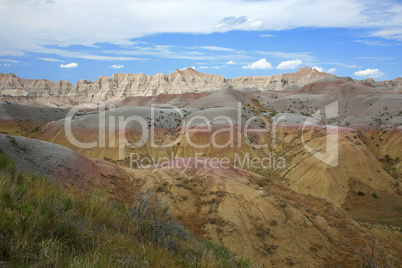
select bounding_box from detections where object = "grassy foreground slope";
[0,152,250,267]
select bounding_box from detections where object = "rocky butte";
[1,67,401,104]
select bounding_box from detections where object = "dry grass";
[0,152,252,267]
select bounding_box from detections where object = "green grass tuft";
[0,152,15,171]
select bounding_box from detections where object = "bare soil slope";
[0,134,135,202]
[1,135,401,266]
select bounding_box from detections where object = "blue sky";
[0,0,401,84]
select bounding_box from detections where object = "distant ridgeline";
[1,67,401,103]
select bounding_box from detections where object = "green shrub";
[0,152,15,171]
[30,126,40,133]
[180,195,188,201]
[269,219,278,226]
[8,136,17,148]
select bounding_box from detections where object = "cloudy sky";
[0,0,401,83]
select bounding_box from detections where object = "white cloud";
[39,57,64,62]
[327,68,336,73]
[329,62,361,69]
[212,65,226,69]
[103,45,250,62]
[1,63,11,67]
[354,68,384,78]
[199,64,227,69]
[260,34,274,38]
[277,59,303,70]
[356,56,394,61]
[0,59,20,63]
[1,0,402,57]
[110,64,124,69]
[354,40,392,46]
[312,66,324,72]
[179,66,196,71]
[242,58,273,70]
[60,62,78,68]
[46,47,145,61]
[226,60,235,65]
[257,51,315,63]
[34,46,147,61]
[313,67,336,73]
[369,28,402,41]
[201,46,234,52]
[215,16,264,31]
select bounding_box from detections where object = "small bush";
[8,136,17,148]
[126,190,189,243]
[357,191,365,196]
[269,219,278,226]
[372,193,378,198]
[179,195,188,201]
[156,185,165,192]
[0,152,15,170]
[30,126,40,133]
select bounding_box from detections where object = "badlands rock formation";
[2,134,401,267]
[0,68,401,267]
[1,67,400,104]
[11,82,395,207]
